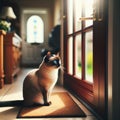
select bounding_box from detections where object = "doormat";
[17,92,86,118]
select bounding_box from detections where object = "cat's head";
[43,52,61,68]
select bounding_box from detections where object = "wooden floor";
[0,68,98,120]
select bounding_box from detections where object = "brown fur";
[23,53,60,106]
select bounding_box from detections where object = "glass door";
[66,0,94,83]
[63,0,108,119]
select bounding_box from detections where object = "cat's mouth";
[55,63,61,68]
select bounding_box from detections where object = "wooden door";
[63,0,108,119]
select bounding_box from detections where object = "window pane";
[84,0,94,27]
[75,34,82,78]
[67,0,73,34]
[27,15,44,43]
[68,37,73,74]
[74,0,82,31]
[85,31,93,82]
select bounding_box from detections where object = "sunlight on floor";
[22,95,66,117]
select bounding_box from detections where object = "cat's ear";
[56,52,60,57]
[47,51,51,55]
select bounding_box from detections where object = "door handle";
[79,17,96,21]
[79,0,103,22]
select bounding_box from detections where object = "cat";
[0,52,61,107]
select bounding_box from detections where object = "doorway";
[21,9,50,66]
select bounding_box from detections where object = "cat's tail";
[0,100,24,107]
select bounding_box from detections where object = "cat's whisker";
[59,65,65,72]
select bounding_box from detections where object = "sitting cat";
[23,52,61,106]
[0,52,61,107]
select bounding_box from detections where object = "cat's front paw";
[44,101,52,106]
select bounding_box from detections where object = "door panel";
[63,0,108,119]
[22,41,42,65]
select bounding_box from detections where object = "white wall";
[53,0,62,26]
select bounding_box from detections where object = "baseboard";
[65,87,103,120]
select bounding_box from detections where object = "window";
[76,34,82,78]
[66,0,93,83]
[64,0,94,105]
[27,15,44,43]
[85,31,93,82]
